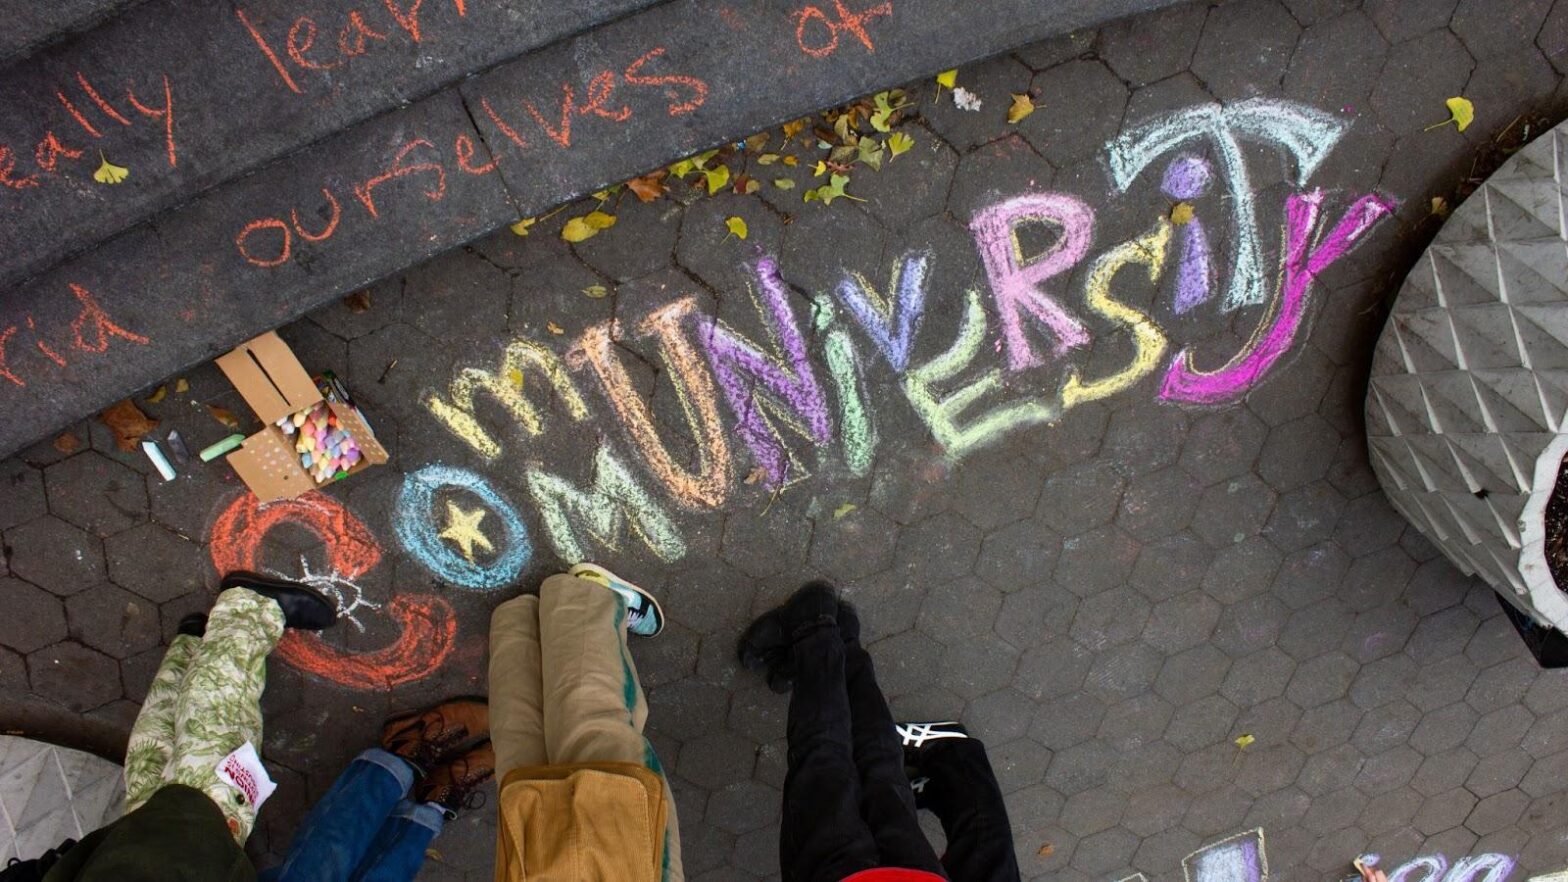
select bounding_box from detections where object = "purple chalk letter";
[699,257,833,487]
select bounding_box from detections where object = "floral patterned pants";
[122,587,284,844]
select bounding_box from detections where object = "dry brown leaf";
[743,467,768,485]
[546,322,566,335]
[343,290,373,313]
[174,378,190,394]
[206,404,241,430]
[626,171,669,203]
[53,432,82,454]
[1037,843,1054,857]
[100,400,159,452]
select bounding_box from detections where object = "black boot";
[220,571,338,630]
[176,613,208,638]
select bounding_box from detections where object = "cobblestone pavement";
[7,1,1568,880]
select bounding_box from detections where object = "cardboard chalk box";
[216,332,388,502]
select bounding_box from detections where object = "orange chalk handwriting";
[523,83,575,149]
[353,137,446,218]
[69,284,150,353]
[76,73,131,126]
[338,11,390,56]
[126,74,177,168]
[288,17,345,70]
[623,47,706,116]
[290,189,342,242]
[0,327,22,387]
[25,317,67,367]
[0,145,39,190]
[33,132,83,173]
[235,7,303,94]
[793,0,893,58]
[236,218,293,268]
[453,133,497,175]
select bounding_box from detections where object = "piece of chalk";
[142,440,177,481]
[199,434,246,462]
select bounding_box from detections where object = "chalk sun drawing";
[395,464,532,590]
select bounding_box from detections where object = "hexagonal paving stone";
[64,582,160,659]
[43,452,149,537]
[0,461,46,532]
[104,523,207,603]
[0,577,68,653]
[27,642,120,712]
[5,516,105,596]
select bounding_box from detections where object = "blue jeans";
[259,749,445,882]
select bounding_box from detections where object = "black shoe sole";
[220,570,337,630]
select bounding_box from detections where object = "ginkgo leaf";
[869,89,910,133]
[561,217,599,242]
[93,153,129,185]
[1234,734,1255,749]
[833,502,858,519]
[936,69,958,89]
[725,216,749,240]
[814,160,829,177]
[145,385,168,404]
[1425,96,1475,133]
[857,136,885,171]
[1008,93,1036,124]
[782,118,809,140]
[668,158,696,179]
[757,153,781,165]
[1170,202,1195,225]
[174,378,190,394]
[782,155,799,167]
[583,210,617,230]
[546,321,566,335]
[744,132,769,151]
[888,131,915,158]
[510,217,536,236]
[704,165,731,195]
[774,178,796,190]
[583,284,610,299]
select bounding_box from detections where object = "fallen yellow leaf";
[782,155,799,167]
[561,217,599,242]
[888,131,914,158]
[583,210,617,230]
[725,216,749,240]
[1425,96,1475,133]
[546,322,565,335]
[757,153,781,165]
[1007,93,1036,124]
[833,502,858,519]
[936,69,958,89]
[782,118,809,140]
[174,378,190,394]
[583,284,610,299]
[1234,734,1255,749]
[1170,202,1195,225]
[93,152,129,184]
[1038,844,1055,857]
[509,217,536,236]
[1431,196,1450,218]
[774,178,796,190]
[704,165,731,195]
[145,385,168,404]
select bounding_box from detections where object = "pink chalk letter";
[970,193,1094,372]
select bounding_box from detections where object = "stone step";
[0,0,668,289]
[0,0,140,65]
[0,0,1184,457]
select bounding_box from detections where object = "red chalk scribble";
[235,7,303,94]
[33,132,83,173]
[291,189,342,242]
[68,284,149,353]
[235,218,292,267]
[354,138,446,218]
[209,492,456,690]
[126,74,177,168]
[793,0,892,58]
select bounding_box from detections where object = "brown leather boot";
[416,741,495,817]
[380,698,489,773]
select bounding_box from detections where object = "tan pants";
[489,574,684,881]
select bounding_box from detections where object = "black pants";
[917,738,1021,882]
[781,622,948,882]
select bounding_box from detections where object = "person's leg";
[260,749,415,882]
[164,587,286,843]
[843,640,946,877]
[537,573,683,882]
[346,800,445,882]
[918,738,1021,882]
[487,594,547,780]
[122,633,199,812]
[777,588,882,882]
